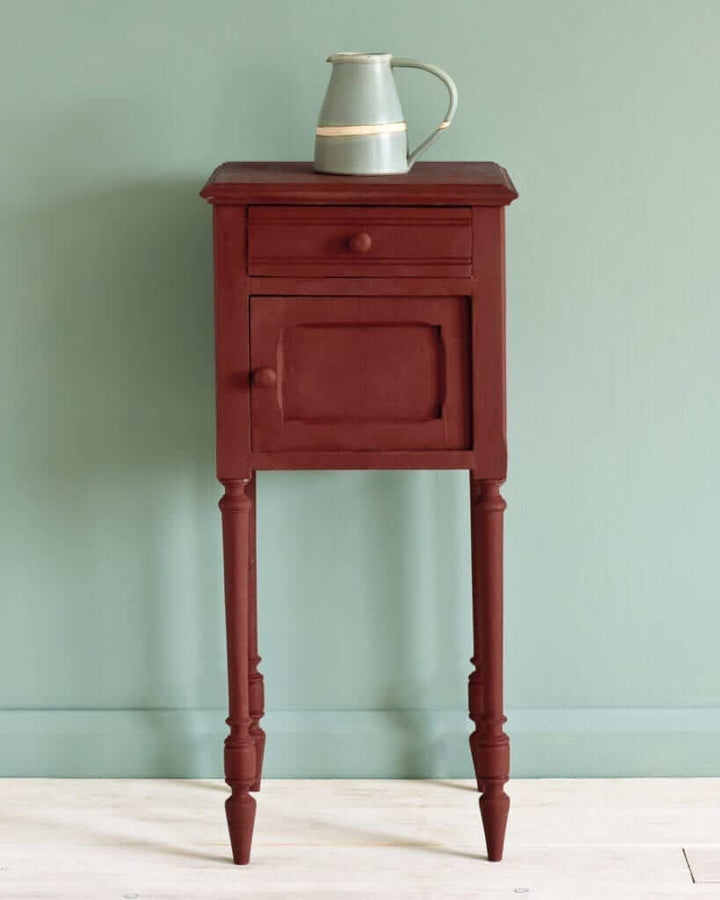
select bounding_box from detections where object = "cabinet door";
[250,296,471,452]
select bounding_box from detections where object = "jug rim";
[327,51,392,64]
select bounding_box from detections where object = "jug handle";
[391,58,458,171]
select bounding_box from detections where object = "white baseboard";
[1,708,718,777]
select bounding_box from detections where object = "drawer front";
[247,206,472,278]
[250,296,471,452]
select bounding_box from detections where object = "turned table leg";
[219,478,257,865]
[469,476,510,862]
[246,473,266,792]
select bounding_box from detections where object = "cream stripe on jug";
[316,122,407,137]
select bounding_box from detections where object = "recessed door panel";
[250,296,471,452]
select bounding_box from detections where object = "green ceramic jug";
[314,52,458,176]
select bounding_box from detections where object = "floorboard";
[1,778,717,899]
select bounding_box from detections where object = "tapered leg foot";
[472,732,510,860]
[479,782,510,862]
[226,790,257,865]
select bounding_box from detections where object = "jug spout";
[326,51,392,63]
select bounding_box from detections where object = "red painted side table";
[200,161,518,864]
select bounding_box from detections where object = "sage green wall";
[2,0,719,777]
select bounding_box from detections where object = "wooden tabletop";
[200,161,518,206]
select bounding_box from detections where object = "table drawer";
[247,206,472,278]
[250,295,471,452]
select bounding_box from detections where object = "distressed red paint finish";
[200,161,518,864]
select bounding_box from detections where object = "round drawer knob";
[252,367,277,388]
[348,231,372,254]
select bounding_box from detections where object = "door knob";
[252,367,277,387]
[348,231,372,253]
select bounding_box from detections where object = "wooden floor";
[2,778,720,899]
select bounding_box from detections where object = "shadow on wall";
[7,177,225,772]
[257,466,473,778]
[16,179,214,476]
[372,469,473,777]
